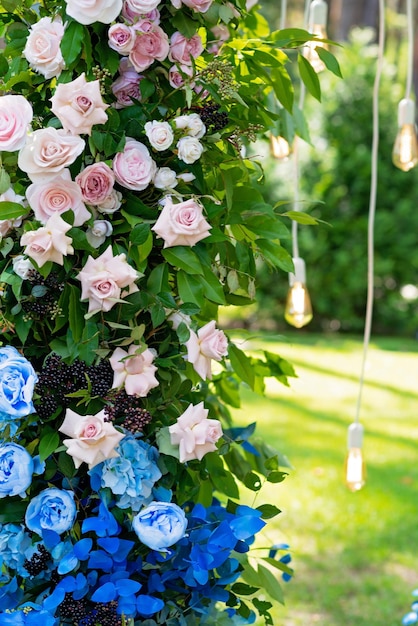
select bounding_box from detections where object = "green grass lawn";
[230,332,418,626]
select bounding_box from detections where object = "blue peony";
[25,488,76,536]
[0,346,37,435]
[89,435,162,511]
[0,443,44,498]
[132,501,188,551]
[0,524,32,577]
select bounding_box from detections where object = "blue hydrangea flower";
[0,524,32,577]
[0,443,44,498]
[0,346,37,436]
[89,435,162,511]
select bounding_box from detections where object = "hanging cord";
[353,0,385,426]
[279,0,287,30]
[405,0,414,99]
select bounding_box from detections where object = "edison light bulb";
[270,134,291,160]
[304,0,328,73]
[392,98,418,172]
[345,423,365,492]
[284,257,313,328]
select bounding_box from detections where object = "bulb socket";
[309,0,328,28]
[398,98,416,126]
[347,422,364,449]
[289,257,306,286]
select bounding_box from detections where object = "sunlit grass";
[230,333,418,626]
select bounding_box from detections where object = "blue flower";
[132,501,188,551]
[89,435,162,511]
[0,443,44,498]
[0,524,32,577]
[25,488,76,536]
[0,346,37,435]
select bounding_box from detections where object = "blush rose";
[169,401,223,462]
[129,25,169,72]
[108,23,136,55]
[18,127,85,182]
[169,32,203,65]
[20,212,74,267]
[65,0,123,25]
[26,169,90,226]
[112,68,143,108]
[110,345,159,397]
[152,197,211,248]
[59,408,125,469]
[0,95,33,152]
[23,16,65,79]
[77,246,139,314]
[184,320,228,379]
[113,138,156,191]
[50,73,109,136]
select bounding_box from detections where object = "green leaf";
[177,271,204,307]
[228,343,255,389]
[200,266,226,304]
[162,247,204,275]
[147,264,169,294]
[280,210,321,225]
[156,426,180,459]
[257,239,294,271]
[316,46,343,77]
[131,223,151,245]
[257,563,284,604]
[0,168,11,195]
[271,66,294,113]
[0,201,26,220]
[256,504,282,519]
[39,429,60,462]
[0,500,27,524]
[243,471,263,491]
[267,470,288,484]
[262,557,293,577]
[68,284,84,344]
[231,583,259,596]
[298,53,321,101]
[171,11,197,38]
[60,20,86,66]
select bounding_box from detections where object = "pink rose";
[20,212,73,268]
[59,408,125,469]
[122,2,160,23]
[26,169,90,226]
[75,162,115,206]
[129,26,169,72]
[18,127,85,182]
[110,345,159,396]
[176,136,204,164]
[50,73,109,136]
[112,69,143,108]
[77,246,139,314]
[144,120,174,151]
[23,16,65,79]
[181,0,213,12]
[169,32,203,65]
[208,24,230,54]
[168,64,195,89]
[184,320,228,379]
[125,0,161,15]
[0,95,33,152]
[65,0,123,25]
[113,138,156,191]
[108,23,136,55]
[168,402,223,462]
[152,197,211,248]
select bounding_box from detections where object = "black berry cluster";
[199,102,229,132]
[22,270,64,320]
[23,544,51,576]
[104,389,153,434]
[59,594,89,622]
[80,601,122,626]
[35,354,114,419]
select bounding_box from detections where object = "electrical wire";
[405,0,414,100]
[353,0,385,426]
[279,0,287,31]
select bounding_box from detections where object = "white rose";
[23,16,65,79]
[144,120,174,152]
[18,128,85,182]
[12,256,35,279]
[125,0,161,14]
[177,172,196,183]
[96,190,123,214]
[65,0,123,25]
[153,167,178,190]
[86,220,113,248]
[174,113,206,138]
[176,136,204,164]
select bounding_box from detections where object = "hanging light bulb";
[284,257,313,328]
[345,422,366,492]
[392,98,418,171]
[304,0,328,73]
[270,134,292,160]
